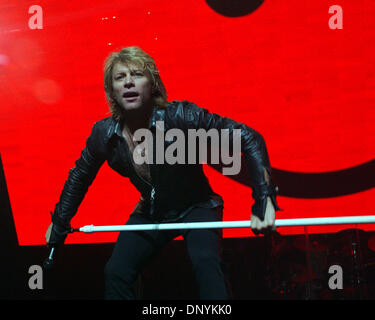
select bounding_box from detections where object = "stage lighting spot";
[32,79,62,104]
[0,54,9,66]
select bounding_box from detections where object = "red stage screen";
[0,0,374,245]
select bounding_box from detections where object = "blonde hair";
[103,46,167,120]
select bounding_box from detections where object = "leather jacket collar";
[105,105,166,140]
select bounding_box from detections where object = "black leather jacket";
[51,100,281,229]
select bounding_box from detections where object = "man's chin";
[121,103,142,112]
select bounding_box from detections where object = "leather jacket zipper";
[131,163,156,216]
[133,163,156,215]
[149,186,155,217]
[150,187,155,200]
[120,136,156,216]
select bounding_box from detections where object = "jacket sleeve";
[180,100,282,221]
[51,122,106,228]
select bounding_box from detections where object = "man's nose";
[124,76,134,87]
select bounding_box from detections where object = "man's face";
[112,62,153,113]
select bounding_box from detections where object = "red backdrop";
[0,0,374,245]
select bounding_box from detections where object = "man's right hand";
[45,222,70,246]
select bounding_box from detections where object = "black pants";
[104,206,230,300]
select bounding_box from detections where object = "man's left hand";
[251,196,276,235]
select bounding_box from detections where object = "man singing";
[45,46,281,299]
